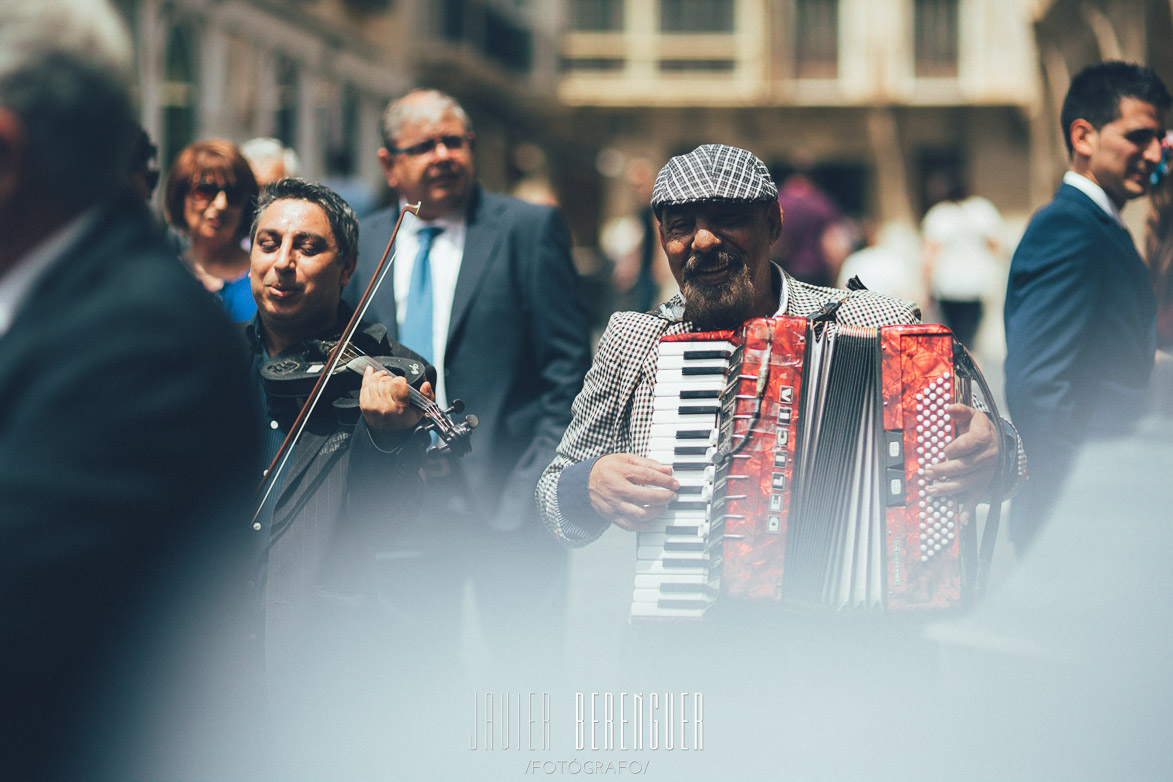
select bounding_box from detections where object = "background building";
[115,0,1173,256]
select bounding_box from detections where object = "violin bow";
[251,202,421,529]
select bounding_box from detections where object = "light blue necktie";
[401,226,443,362]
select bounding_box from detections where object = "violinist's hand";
[925,403,999,504]
[359,366,429,434]
[589,453,679,531]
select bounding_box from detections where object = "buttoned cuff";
[554,456,610,542]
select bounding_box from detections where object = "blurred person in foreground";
[163,138,260,322]
[1004,61,1170,550]
[127,122,160,202]
[0,1,261,779]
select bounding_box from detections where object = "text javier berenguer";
[469,692,703,751]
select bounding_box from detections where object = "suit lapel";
[1056,184,1140,260]
[365,209,402,342]
[447,188,501,353]
[273,422,336,517]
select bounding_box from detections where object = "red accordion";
[633,316,972,619]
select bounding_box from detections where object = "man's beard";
[681,248,755,331]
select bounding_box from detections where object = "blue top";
[218,273,257,322]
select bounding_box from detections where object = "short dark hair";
[1061,61,1172,157]
[162,139,260,242]
[250,178,359,265]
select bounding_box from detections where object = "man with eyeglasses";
[344,89,591,682]
[1005,61,1171,550]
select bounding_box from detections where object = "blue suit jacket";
[344,186,591,534]
[1004,182,1156,542]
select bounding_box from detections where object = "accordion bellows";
[633,316,971,619]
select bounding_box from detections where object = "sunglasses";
[391,134,472,157]
[189,181,246,205]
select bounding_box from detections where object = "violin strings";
[338,343,448,424]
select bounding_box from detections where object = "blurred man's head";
[1062,61,1171,209]
[240,137,300,187]
[127,123,160,202]
[653,144,782,330]
[0,0,135,274]
[376,89,476,221]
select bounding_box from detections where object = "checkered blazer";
[536,269,1023,546]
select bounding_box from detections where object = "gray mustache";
[682,249,745,282]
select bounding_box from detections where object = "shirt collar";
[770,262,790,315]
[1063,171,1125,225]
[398,199,466,236]
[0,207,98,338]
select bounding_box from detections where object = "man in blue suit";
[344,89,591,681]
[1005,61,1170,549]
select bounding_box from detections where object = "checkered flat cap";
[651,144,777,212]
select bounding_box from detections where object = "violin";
[260,338,477,457]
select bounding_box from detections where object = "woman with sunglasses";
[163,139,260,322]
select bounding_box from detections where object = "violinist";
[245,178,432,772]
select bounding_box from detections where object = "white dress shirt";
[1063,170,1126,226]
[391,206,467,408]
[0,209,96,339]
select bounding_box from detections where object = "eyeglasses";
[189,181,246,205]
[391,134,473,157]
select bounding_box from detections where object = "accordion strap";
[952,342,1005,601]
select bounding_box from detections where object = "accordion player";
[536,143,1023,622]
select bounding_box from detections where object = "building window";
[659,59,735,73]
[161,24,197,171]
[571,0,624,31]
[660,0,734,33]
[274,55,299,150]
[795,0,838,79]
[562,56,626,73]
[441,0,533,73]
[914,0,959,77]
